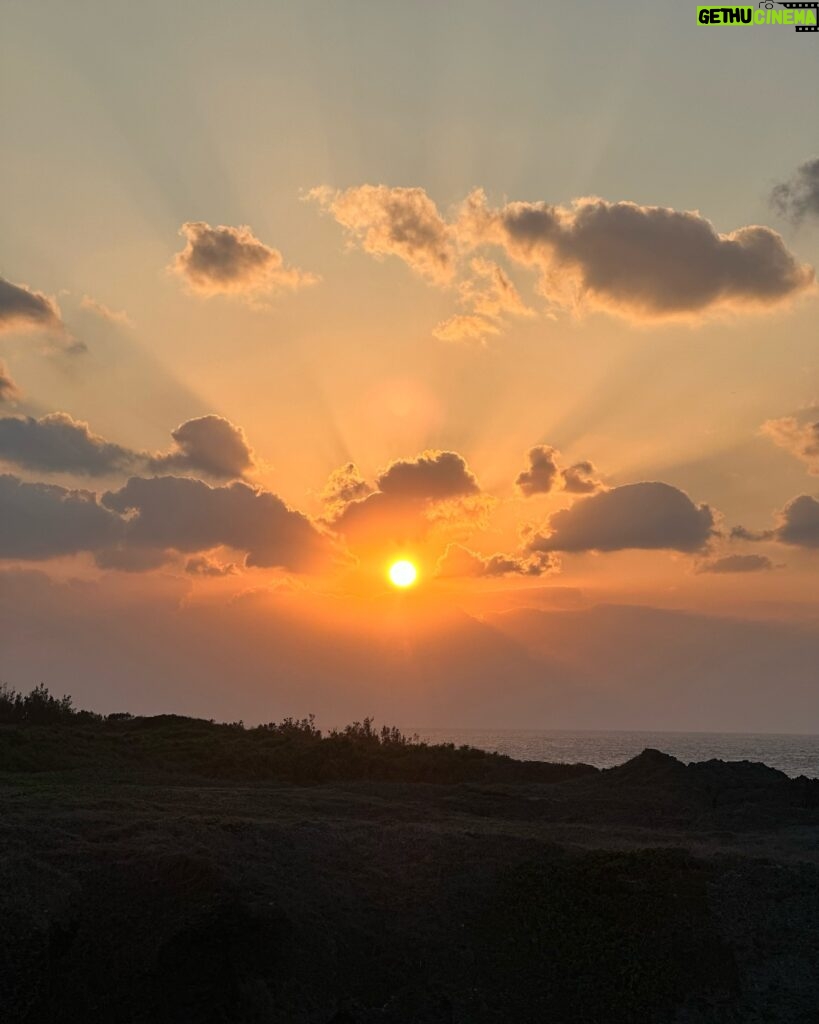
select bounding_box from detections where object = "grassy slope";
[0,713,596,785]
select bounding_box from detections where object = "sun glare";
[388,559,418,588]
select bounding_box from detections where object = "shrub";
[0,683,93,724]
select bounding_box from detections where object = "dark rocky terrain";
[1,693,819,1023]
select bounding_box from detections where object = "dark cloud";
[771,158,819,224]
[516,447,601,497]
[436,543,556,578]
[469,191,815,319]
[0,473,122,559]
[561,461,601,494]
[332,450,483,544]
[0,362,21,404]
[170,221,316,298]
[185,555,239,577]
[527,482,715,553]
[734,494,819,549]
[0,412,254,481]
[0,463,335,572]
[0,413,137,476]
[375,450,479,501]
[774,494,819,549]
[761,416,819,475]
[149,415,255,479]
[102,476,334,571]
[696,554,775,574]
[516,445,560,496]
[0,276,65,335]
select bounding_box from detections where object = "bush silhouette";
[0,683,101,725]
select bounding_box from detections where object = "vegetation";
[0,683,99,725]
[0,685,593,784]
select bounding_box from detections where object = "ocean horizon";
[409,727,819,779]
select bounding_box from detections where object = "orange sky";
[1,2,819,729]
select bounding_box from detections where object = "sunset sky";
[2,2,819,730]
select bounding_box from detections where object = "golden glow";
[388,559,418,588]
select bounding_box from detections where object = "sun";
[388,559,418,588]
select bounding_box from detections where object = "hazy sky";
[2,2,819,729]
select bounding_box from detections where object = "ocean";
[410,728,819,779]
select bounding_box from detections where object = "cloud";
[526,481,715,553]
[0,473,123,559]
[771,158,819,224]
[0,462,336,572]
[774,494,819,549]
[170,221,317,298]
[432,314,499,343]
[433,258,533,343]
[376,449,479,500]
[314,183,812,331]
[696,554,775,574]
[517,447,602,497]
[761,416,819,475]
[185,555,238,577]
[80,295,135,328]
[312,189,529,341]
[310,187,532,340]
[734,494,819,550]
[729,525,772,542]
[424,493,496,532]
[309,184,455,284]
[474,191,814,320]
[332,450,482,543]
[149,415,255,479]
[458,258,532,321]
[320,462,373,510]
[95,546,174,573]
[436,542,556,578]
[0,276,66,335]
[516,445,560,496]
[0,412,254,481]
[0,413,138,476]
[561,461,601,494]
[0,362,21,404]
[102,475,334,571]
